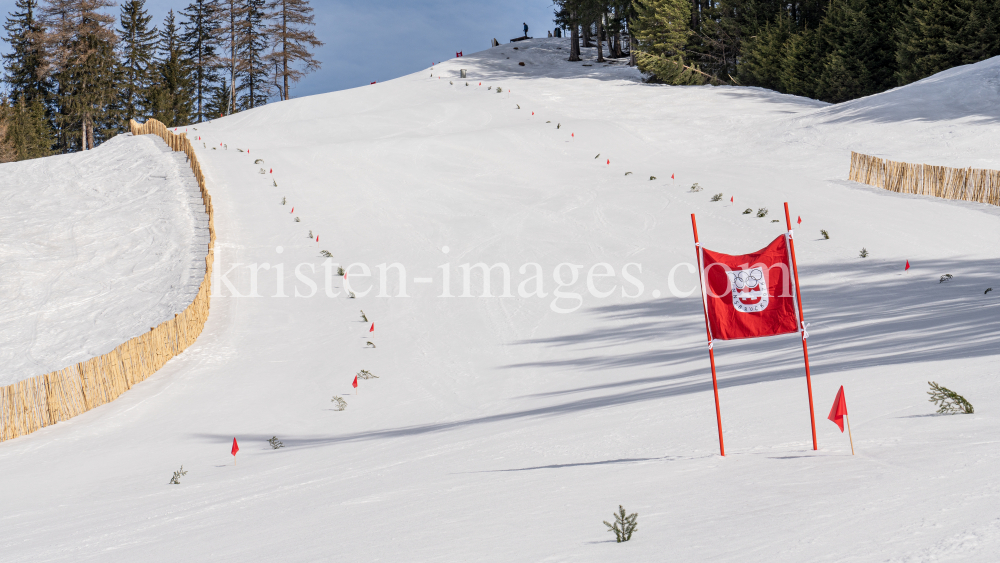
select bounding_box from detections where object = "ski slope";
[0,135,208,386]
[1,38,999,562]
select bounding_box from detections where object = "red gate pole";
[783,202,818,451]
[691,214,725,457]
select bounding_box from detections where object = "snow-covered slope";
[1,38,998,562]
[0,135,208,385]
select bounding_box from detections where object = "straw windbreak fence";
[0,119,215,442]
[849,151,1000,206]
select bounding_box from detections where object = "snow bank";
[0,134,209,385]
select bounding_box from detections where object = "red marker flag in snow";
[571,133,574,137]
[352,375,358,389]
[369,322,374,333]
[231,438,239,456]
[671,173,675,180]
[797,216,802,225]
[905,260,910,271]
[730,196,733,203]
[606,159,610,165]
[828,386,848,432]
[269,168,272,174]
[290,207,294,213]
[316,236,319,242]
[699,235,799,340]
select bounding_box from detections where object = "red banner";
[700,234,798,340]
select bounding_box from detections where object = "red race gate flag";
[353,374,358,394]
[369,323,374,333]
[231,437,239,464]
[692,202,818,456]
[905,260,910,271]
[828,385,855,454]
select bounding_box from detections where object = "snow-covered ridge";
[0,134,209,386]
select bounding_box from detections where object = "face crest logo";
[727,267,769,313]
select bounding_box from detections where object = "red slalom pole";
[784,202,818,451]
[691,214,725,457]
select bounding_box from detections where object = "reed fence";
[0,118,215,442]
[849,151,1000,206]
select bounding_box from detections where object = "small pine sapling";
[516,104,520,109]
[594,153,600,159]
[267,436,284,449]
[357,369,378,379]
[349,291,356,299]
[743,208,752,215]
[281,197,286,205]
[771,219,779,223]
[294,217,300,222]
[360,310,368,322]
[449,81,453,85]
[649,176,656,180]
[859,248,869,258]
[556,123,561,129]
[320,250,332,257]
[258,168,266,174]
[821,229,829,239]
[168,465,188,485]
[624,172,632,176]
[927,381,974,414]
[756,207,768,218]
[496,88,502,94]
[331,396,347,411]
[366,341,376,348]
[986,287,993,294]
[711,193,723,202]
[603,505,638,543]
[689,183,702,192]
[273,180,278,187]
[337,266,345,276]
[939,274,953,283]
[254,158,264,164]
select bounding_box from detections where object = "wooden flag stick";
[846,414,855,455]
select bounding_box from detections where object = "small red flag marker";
[231,437,239,464]
[828,386,854,455]
[606,159,610,165]
[730,196,733,203]
[316,235,319,242]
[905,260,910,271]
[369,322,374,333]
[571,133,574,137]
[671,173,675,179]
[353,375,358,394]
[290,207,294,213]
[797,216,802,225]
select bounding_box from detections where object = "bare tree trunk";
[596,16,604,62]
[230,3,237,113]
[87,122,95,149]
[81,120,86,151]
[282,8,289,100]
[629,34,636,66]
[582,21,591,48]
[569,17,581,61]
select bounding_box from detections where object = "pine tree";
[117,0,157,122]
[895,0,967,85]
[150,10,193,127]
[3,0,49,104]
[237,0,270,109]
[738,14,794,91]
[0,100,16,162]
[180,0,220,121]
[1,96,54,160]
[216,0,246,114]
[205,74,231,118]
[779,26,824,98]
[631,0,707,84]
[40,0,121,150]
[265,0,322,100]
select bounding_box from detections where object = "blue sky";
[0,0,557,99]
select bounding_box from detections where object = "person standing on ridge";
[523,22,528,37]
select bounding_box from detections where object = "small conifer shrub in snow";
[939,274,953,283]
[986,287,993,294]
[743,208,752,215]
[349,291,356,299]
[273,180,277,187]
[821,229,829,239]
[625,172,632,176]
[281,197,286,205]
[711,193,723,202]
[689,183,702,192]
[294,217,300,222]
[320,250,332,258]
[859,248,869,258]
[466,82,469,86]
[771,219,779,223]
[267,436,284,449]
[360,310,368,322]
[357,369,377,379]
[449,81,453,85]
[649,176,656,180]
[331,396,347,411]
[756,207,768,218]
[556,123,561,129]
[604,505,638,543]
[496,88,502,94]
[366,341,376,348]
[337,266,345,276]
[308,230,313,238]
[928,382,974,414]
[168,465,188,485]
[595,153,600,159]
[254,158,264,164]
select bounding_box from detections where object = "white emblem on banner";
[727,267,769,313]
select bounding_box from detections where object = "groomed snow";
[1,38,998,562]
[0,134,209,385]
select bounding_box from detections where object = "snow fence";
[0,119,215,442]
[849,151,1000,206]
